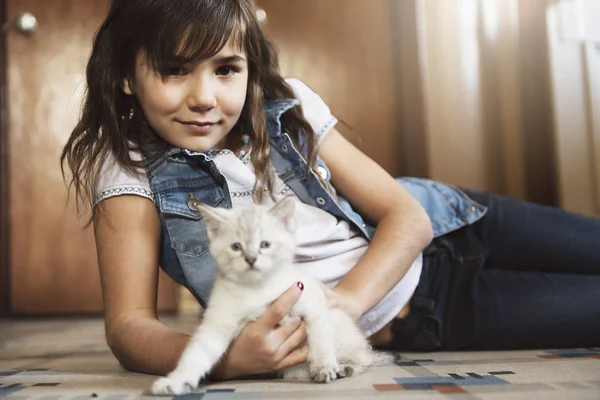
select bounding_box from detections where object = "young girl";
[61,0,600,380]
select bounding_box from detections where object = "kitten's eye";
[231,243,242,251]
[260,241,271,249]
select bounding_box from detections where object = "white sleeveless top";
[95,78,422,337]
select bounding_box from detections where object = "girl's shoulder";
[285,78,338,140]
[94,150,153,209]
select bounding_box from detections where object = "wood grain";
[6,0,178,315]
[256,0,403,176]
[0,0,9,317]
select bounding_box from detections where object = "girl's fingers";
[274,344,309,370]
[275,320,307,360]
[273,316,303,342]
[258,283,304,330]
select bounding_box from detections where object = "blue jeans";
[391,189,600,350]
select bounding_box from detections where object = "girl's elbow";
[105,321,140,373]
[107,335,142,373]
[422,217,435,247]
[413,204,434,246]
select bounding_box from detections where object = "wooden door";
[2,0,178,315]
[255,0,416,177]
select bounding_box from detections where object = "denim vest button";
[187,198,202,212]
[282,144,288,152]
[316,197,326,205]
[317,166,328,180]
[469,206,477,212]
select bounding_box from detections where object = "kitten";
[152,197,393,395]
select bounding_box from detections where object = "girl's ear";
[194,203,228,239]
[122,77,134,95]
[269,197,296,233]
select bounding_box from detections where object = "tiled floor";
[1,315,599,399]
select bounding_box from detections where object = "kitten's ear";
[269,197,296,233]
[194,204,228,238]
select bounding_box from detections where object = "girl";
[61,0,600,380]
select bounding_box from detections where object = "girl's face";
[124,38,249,152]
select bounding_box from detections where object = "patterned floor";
[1,316,599,399]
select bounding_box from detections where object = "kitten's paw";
[339,363,365,378]
[151,376,197,395]
[309,363,339,383]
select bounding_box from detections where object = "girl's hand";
[210,283,308,380]
[325,286,364,321]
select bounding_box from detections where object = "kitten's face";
[197,198,297,284]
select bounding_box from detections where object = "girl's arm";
[94,195,189,375]
[319,129,434,319]
[94,196,307,377]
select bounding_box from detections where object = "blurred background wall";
[1,0,599,316]
[257,0,558,204]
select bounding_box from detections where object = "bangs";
[136,0,246,71]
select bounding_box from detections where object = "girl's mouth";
[178,120,218,134]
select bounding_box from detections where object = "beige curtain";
[410,0,556,204]
[546,0,600,217]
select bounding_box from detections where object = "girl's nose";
[188,77,217,111]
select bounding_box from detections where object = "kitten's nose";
[245,257,257,267]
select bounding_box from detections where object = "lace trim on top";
[317,116,338,139]
[204,149,252,165]
[205,149,235,158]
[94,186,154,207]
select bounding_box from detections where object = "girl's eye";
[161,66,188,76]
[231,243,242,251]
[260,241,271,249]
[216,66,238,76]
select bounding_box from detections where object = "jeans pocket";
[435,226,486,264]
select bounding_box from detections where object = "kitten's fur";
[152,197,393,395]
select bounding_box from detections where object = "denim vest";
[146,99,487,307]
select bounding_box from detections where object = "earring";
[236,134,251,160]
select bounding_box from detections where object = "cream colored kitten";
[152,197,393,395]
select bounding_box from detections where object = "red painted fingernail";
[297,282,304,291]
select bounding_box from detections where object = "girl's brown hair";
[61,0,320,211]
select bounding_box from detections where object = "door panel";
[1,0,8,316]
[256,0,403,176]
[6,0,178,314]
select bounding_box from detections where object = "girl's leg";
[465,190,600,348]
[470,268,600,349]
[391,190,600,351]
[463,189,600,275]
